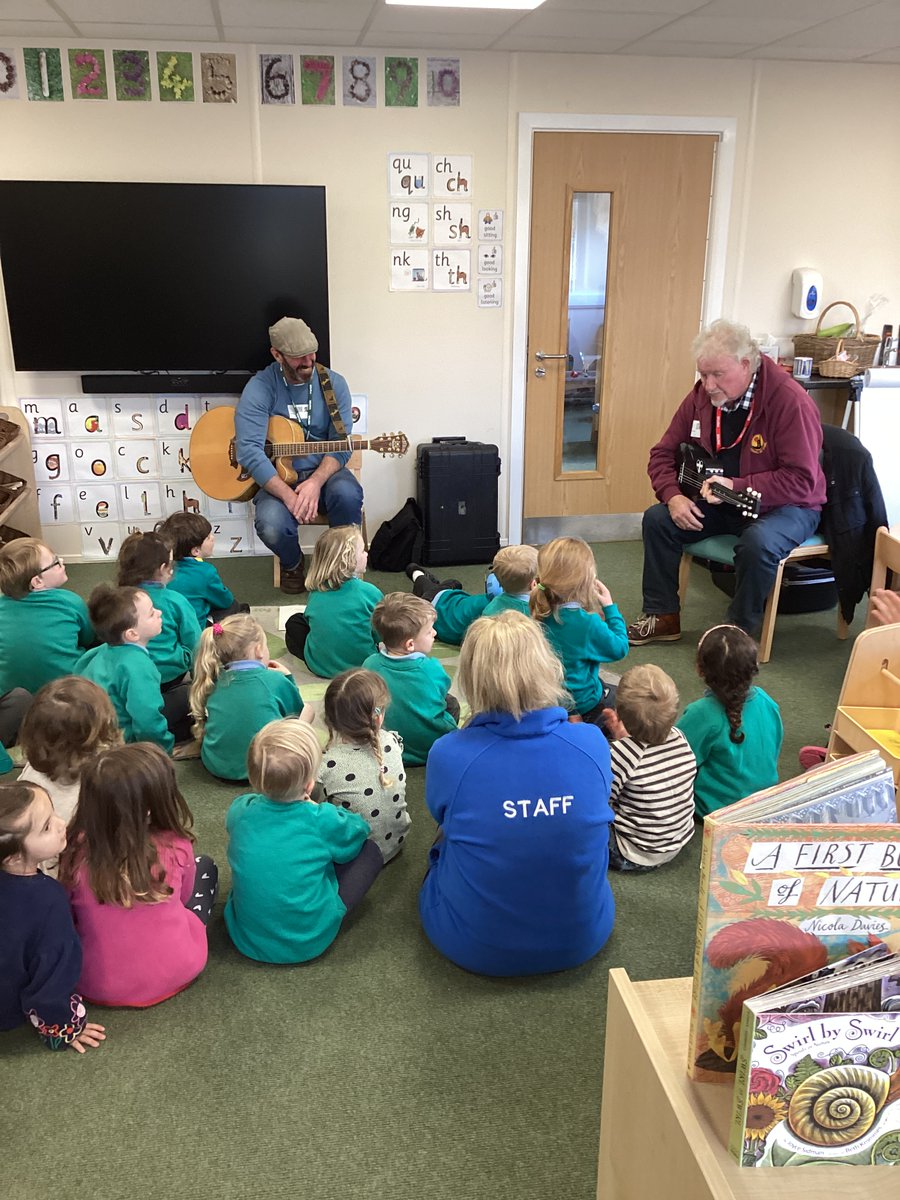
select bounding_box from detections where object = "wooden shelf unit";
[597,971,891,1199]
[0,406,41,542]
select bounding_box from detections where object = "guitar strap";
[316,363,349,441]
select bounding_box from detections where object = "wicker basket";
[793,301,880,371]
[817,339,860,379]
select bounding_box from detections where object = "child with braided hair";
[189,614,306,781]
[676,624,782,817]
[318,668,409,863]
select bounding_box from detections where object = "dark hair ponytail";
[696,625,759,744]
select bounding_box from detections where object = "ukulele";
[189,407,409,503]
[677,442,761,519]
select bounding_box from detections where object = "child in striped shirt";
[601,664,696,871]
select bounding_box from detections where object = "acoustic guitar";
[677,442,761,519]
[189,407,409,503]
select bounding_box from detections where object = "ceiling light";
[386,0,545,9]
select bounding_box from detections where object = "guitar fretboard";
[265,439,366,458]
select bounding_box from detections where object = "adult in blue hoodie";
[419,611,615,976]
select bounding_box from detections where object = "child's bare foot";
[172,740,202,760]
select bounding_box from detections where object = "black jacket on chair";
[818,424,888,625]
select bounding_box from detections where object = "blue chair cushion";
[685,532,826,566]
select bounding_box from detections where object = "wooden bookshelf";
[597,970,891,1199]
[0,406,41,541]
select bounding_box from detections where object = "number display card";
[0,49,20,100]
[343,56,376,107]
[24,48,63,101]
[201,53,237,104]
[68,49,107,99]
[260,54,294,105]
[427,58,460,107]
[113,50,151,101]
[157,52,193,101]
[301,55,335,105]
[385,57,417,107]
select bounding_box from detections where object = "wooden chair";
[865,525,900,628]
[678,532,848,664]
[272,450,366,587]
[826,622,900,785]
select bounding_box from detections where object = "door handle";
[535,350,568,361]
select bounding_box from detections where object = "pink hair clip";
[212,622,224,636]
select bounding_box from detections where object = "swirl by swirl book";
[728,946,900,1166]
[688,750,899,1084]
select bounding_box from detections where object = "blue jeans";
[253,467,364,569]
[641,500,821,634]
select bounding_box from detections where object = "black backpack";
[367,497,424,572]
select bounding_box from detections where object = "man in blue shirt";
[234,316,363,593]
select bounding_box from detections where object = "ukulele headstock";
[371,432,409,457]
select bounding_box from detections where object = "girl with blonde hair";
[224,718,382,964]
[319,668,409,862]
[530,536,628,726]
[189,613,306,781]
[419,611,616,977]
[284,524,383,677]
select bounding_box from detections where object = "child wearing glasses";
[0,539,94,707]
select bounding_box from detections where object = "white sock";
[411,569,424,582]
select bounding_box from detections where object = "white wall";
[2,42,899,554]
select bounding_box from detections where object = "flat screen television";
[0,181,330,384]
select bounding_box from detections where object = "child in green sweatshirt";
[76,584,193,754]
[363,593,458,766]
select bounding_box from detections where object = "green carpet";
[3,543,856,1199]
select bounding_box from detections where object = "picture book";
[729,947,900,1166]
[688,750,900,1084]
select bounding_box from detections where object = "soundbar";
[81,373,252,395]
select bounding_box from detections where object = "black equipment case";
[416,436,501,566]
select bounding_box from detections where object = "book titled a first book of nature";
[729,943,900,1166]
[688,751,900,1084]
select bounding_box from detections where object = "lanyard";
[714,397,754,454]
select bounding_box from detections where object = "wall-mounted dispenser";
[791,268,823,320]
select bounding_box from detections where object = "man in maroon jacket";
[627,319,826,644]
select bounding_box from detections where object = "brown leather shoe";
[280,555,306,595]
[626,612,681,645]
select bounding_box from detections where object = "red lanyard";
[714,396,755,454]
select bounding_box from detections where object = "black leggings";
[333,840,382,912]
[284,612,310,661]
[161,676,194,744]
[185,853,218,925]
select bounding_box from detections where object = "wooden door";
[524,131,717,522]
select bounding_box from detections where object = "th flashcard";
[432,250,471,292]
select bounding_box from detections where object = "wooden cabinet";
[597,970,890,1199]
[0,406,41,542]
